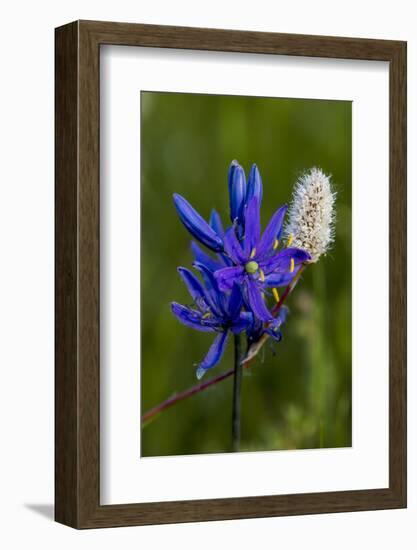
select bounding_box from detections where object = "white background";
[101,47,389,503]
[0,0,415,548]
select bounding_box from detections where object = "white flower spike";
[285,168,336,262]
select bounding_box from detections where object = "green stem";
[231,333,243,452]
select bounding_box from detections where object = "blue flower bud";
[228,160,246,224]
[246,163,263,205]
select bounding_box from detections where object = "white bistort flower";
[285,168,336,262]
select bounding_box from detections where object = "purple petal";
[276,305,289,326]
[244,197,261,256]
[177,267,208,311]
[193,261,226,316]
[246,316,263,342]
[214,266,245,291]
[265,307,289,341]
[261,247,311,274]
[227,283,243,320]
[173,194,223,252]
[264,266,300,288]
[219,253,234,267]
[256,205,287,259]
[246,164,263,205]
[246,278,273,321]
[265,328,282,342]
[223,227,246,264]
[209,209,225,238]
[191,242,223,272]
[171,302,217,332]
[196,331,230,378]
[231,311,253,334]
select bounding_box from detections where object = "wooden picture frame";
[55,20,407,528]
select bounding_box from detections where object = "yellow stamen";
[259,269,265,282]
[273,238,279,250]
[272,288,280,303]
[202,312,211,319]
[287,233,293,247]
[250,247,256,259]
[290,258,295,273]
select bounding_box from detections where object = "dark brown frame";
[55,20,407,529]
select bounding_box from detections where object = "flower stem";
[231,333,243,452]
[141,367,235,426]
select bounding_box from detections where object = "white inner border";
[100,45,389,505]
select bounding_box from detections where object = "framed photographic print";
[55,20,407,528]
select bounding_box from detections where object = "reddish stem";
[142,367,235,425]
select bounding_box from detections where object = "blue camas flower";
[214,196,310,321]
[171,160,312,378]
[171,263,253,379]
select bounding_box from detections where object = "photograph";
[0,0,410,542]
[140,91,352,457]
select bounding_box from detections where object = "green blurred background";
[140,91,352,457]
